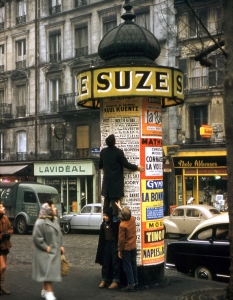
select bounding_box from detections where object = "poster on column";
[140,97,164,266]
[100,98,142,264]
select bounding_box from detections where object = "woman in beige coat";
[32,202,64,300]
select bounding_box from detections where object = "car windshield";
[209,208,221,215]
[38,193,60,204]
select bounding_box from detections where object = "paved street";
[5,231,227,300]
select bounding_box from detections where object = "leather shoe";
[108,282,118,289]
[99,281,105,288]
[1,287,10,295]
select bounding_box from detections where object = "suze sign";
[77,66,184,103]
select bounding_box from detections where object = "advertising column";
[100,97,164,267]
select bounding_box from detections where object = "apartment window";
[134,9,150,29]
[0,90,4,104]
[16,39,26,69]
[103,16,117,35]
[0,5,5,30]
[208,54,224,87]
[0,45,4,72]
[190,59,207,89]
[17,130,26,153]
[190,105,208,142]
[189,9,208,37]
[16,0,26,24]
[75,26,88,57]
[49,33,61,62]
[76,125,89,158]
[49,79,61,112]
[16,84,26,117]
[49,0,61,15]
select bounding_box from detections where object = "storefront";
[34,160,98,214]
[172,150,227,211]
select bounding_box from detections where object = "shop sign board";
[200,125,213,138]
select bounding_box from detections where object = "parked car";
[60,203,102,233]
[166,213,229,281]
[164,205,220,238]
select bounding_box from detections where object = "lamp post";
[77,0,184,285]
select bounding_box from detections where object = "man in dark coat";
[99,134,144,218]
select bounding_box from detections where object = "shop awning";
[0,165,28,175]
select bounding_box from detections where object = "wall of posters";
[100,97,164,266]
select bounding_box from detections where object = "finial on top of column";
[121,0,135,22]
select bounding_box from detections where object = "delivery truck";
[0,182,61,234]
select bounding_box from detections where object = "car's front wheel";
[62,222,71,234]
[194,266,212,280]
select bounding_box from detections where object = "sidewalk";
[5,264,227,300]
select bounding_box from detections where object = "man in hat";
[99,134,144,220]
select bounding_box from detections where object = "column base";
[138,263,164,286]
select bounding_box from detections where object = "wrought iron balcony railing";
[58,92,78,112]
[50,101,58,113]
[16,105,26,117]
[189,76,208,90]
[75,47,88,57]
[50,150,62,159]
[75,0,88,7]
[17,152,27,161]
[16,60,26,69]
[16,15,26,25]
[0,103,12,119]
[50,52,61,62]
[49,5,61,15]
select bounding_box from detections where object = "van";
[0,182,61,234]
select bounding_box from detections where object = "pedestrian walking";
[0,202,13,295]
[32,201,65,300]
[118,206,138,292]
[95,207,120,289]
[99,134,144,219]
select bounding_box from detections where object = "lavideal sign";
[77,66,184,107]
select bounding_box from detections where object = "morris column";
[77,0,184,285]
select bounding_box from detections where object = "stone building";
[0,0,179,213]
[170,0,227,210]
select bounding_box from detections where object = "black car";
[166,213,229,281]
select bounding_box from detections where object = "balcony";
[75,47,88,57]
[0,22,4,31]
[50,150,62,159]
[189,76,208,90]
[75,0,88,7]
[0,103,12,119]
[16,60,26,69]
[50,101,58,113]
[16,15,26,25]
[17,152,27,161]
[50,52,61,62]
[58,92,78,112]
[49,5,61,15]
[16,105,26,118]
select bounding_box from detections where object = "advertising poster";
[140,97,164,266]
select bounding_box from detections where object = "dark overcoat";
[99,146,138,198]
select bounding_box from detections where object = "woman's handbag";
[61,254,70,277]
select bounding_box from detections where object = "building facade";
[170,0,227,211]
[0,0,178,213]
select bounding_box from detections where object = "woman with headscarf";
[32,202,64,300]
[0,202,13,295]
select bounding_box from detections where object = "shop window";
[76,125,89,158]
[49,33,61,62]
[103,15,117,35]
[75,25,88,57]
[189,105,208,142]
